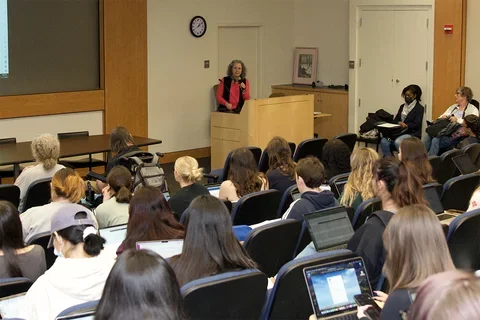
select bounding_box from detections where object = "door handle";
[396,79,400,83]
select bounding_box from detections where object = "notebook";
[304,206,355,252]
[207,184,221,198]
[136,240,183,258]
[303,257,373,319]
[423,185,444,214]
[452,154,479,175]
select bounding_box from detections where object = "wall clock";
[190,16,207,38]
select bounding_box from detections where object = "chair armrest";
[203,173,219,183]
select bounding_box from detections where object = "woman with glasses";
[380,84,424,157]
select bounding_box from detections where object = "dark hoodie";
[284,190,338,221]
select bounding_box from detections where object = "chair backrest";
[441,172,480,211]
[28,231,56,269]
[293,221,312,258]
[262,250,356,320]
[269,92,286,98]
[292,138,328,162]
[288,142,296,156]
[328,172,350,199]
[277,184,299,218]
[0,184,20,208]
[352,197,382,230]
[0,277,32,298]
[23,177,52,212]
[437,149,463,184]
[471,99,480,110]
[231,190,281,225]
[243,219,302,277]
[333,133,357,152]
[57,131,89,139]
[462,143,480,167]
[428,155,441,181]
[56,300,99,320]
[0,137,17,145]
[447,209,480,270]
[221,146,262,183]
[181,269,267,320]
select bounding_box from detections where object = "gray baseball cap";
[48,203,97,248]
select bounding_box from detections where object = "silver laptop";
[136,239,183,258]
[304,206,355,252]
[99,224,127,246]
[207,184,221,198]
[303,257,373,319]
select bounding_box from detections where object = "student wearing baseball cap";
[25,203,115,320]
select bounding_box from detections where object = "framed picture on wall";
[293,47,318,85]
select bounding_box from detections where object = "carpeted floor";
[161,157,212,195]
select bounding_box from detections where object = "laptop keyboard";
[318,243,348,253]
[332,314,358,320]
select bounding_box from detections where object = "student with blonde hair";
[168,156,210,217]
[407,270,480,320]
[21,168,96,243]
[357,205,455,319]
[339,148,379,211]
[15,133,65,211]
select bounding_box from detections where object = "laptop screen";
[163,191,171,201]
[452,154,478,175]
[207,184,221,198]
[136,240,183,259]
[0,293,27,319]
[99,224,127,246]
[423,186,444,214]
[304,207,354,251]
[304,258,371,318]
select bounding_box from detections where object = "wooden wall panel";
[0,90,104,119]
[433,0,467,118]
[102,0,148,137]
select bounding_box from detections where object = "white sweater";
[468,189,480,212]
[25,254,115,320]
[440,103,479,124]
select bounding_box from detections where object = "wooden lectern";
[210,94,314,169]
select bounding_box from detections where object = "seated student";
[21,167,91,243]
[424,86,479,156]
[219,148,268,202]
[15,133,65,211]
[322,139,352,181]
[339,148,379,212]
[95,250,187,320]
[168,156,209,218]
[25,204,114,320]
[116,186,184,255]
[170,195,256,286]
[467,186,480,211]
[0,201,46,282]
[380,84,424,157]
[407,271,480,320]
[356,205,454,320]
[347,158,426,287]
[95,166,132,229]
[456,114,480,149]
[265,136,296,195]
[282,156,337,221]
[397,137,435,184]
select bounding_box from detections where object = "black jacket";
[285,191,338,221]
[393,102,424,138]
[380,288,415,320]
[347,210,394,287]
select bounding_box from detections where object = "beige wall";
[293,0,349,86]
[465,0,480,96]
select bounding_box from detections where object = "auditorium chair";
[243,219,302,277]
[181,269,267,320]
[0,137,16,184]
[231,190,281,226]
[447,208,480,270]
[22,177,52,212]
[56,300,99,320]
[441,173,480,212]
[205,146,262,183]
[0,277,33,298]
[292,138,328,162]
[334,133,357,152]
[462,143,480,168]
[328,172,350,199]
[277,185,299,218]
[436,149,462,185]
[428,155,441,181]
[28,231,56,269]
[293,221,312,258]
[0,184,20,208]
[351,197,382,230]
[57,131,107,171]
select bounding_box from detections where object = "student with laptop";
[347,158,427,287]
[357,205,455,320]
[168,156,210,218]
[282,157,337,221]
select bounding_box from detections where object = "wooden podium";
[210,95,314,168]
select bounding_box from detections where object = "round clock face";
[190,16,207,38]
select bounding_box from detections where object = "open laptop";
[207,184,221,198]
[0,293,26,319]
[99,224,127,257]
[304,206,355,252]
[136,239,183,259]
[452,154,479,175]
[303,256,375,319]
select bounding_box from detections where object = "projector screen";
[0,0,99,96]
[0,0,7,78]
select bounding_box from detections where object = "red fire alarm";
[444,24,453,34]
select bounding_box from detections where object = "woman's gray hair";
[226,60,247,80]
[457,86,474,102]
[31,133,60,170]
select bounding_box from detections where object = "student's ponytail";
[392,161,427,207]
[106,166,133,204]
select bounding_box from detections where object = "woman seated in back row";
[219,148,268,202]
[321,139,352,181]
[265,136,296,196]
[397,137,435,185]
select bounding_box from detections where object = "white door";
[218,26,260,99]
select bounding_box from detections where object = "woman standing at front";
[216,60,250,112]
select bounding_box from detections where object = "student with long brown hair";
[347,158,427,287]
[339,148,379,211]
[357,205,455,319]
[219,148,268,202]
[170,195,256,286]
[265,136,296,195]
[116,186,184,255]
[398,137,435,184]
